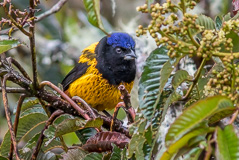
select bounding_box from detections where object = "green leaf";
[76,128,97,144]
[165,96,234,146]
[84,118,103,130]
[215,16,223,30]
[138,46,169,119]
[196,15,215,30]
[128,134,146,159]
[160,124,214,160]
[183,147,203,160]
[172,70,190,89]
[0,39,21,54]
[62,149,87,160]
[20,107,46,117]
[55,118,85,137]
[108,144,122,160]
[147,0,154,10]
[216,125,239,160]
[19,97,40,112]
[0,156,8,160]
[0,113,47,157]
[83,152,103,160]
[83,0,107,34]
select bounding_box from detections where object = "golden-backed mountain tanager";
[61,32,136,111]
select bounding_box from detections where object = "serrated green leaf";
[0,39,21,54]
[172,70,190,89]
[138,46,169,119]
[83,0,107,34]
[216,125,239,160]
[160,124,214,160]
[165,96,234,146]
[0,113,47,157]
[196,15,215,30]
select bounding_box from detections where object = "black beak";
[124,49,136,60]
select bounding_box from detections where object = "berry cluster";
[205,55,239,104]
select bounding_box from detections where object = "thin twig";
[2,3,31,36]
[7,57,31,81]
[9,94,26,160]
[229,110,239,124]
[118,85,135,123]
[31,110,64,160]
[1,74,21,160]
[72,96,97,119]
[180,58,207,100]
[0,0,69,35]
[0,87,27,93]
[39,81,90,120]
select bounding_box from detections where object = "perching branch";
[31,110,64,160]
[0,87,27,93]
[9,94,27,160]
[72,96,97,119]
[39,81,90,120]
[1,74,21,160]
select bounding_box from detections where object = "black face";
[95,36,136,85]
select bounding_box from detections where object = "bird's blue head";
[107,32,135,50]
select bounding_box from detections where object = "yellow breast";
[67,43,134,111]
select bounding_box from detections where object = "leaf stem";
[181,58,207,100]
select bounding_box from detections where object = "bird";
[61,32,136,111]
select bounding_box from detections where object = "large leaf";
[160,123,214,160]
[0,39,21,54]
[138,46,169,119]
[0,113,47,157]
[55,118,103,137]
[165,96,234,146]
[83,0,107,34]
[215,125,239,160]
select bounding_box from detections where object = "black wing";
[61,62,89,91]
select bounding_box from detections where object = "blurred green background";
[0,0,233,145]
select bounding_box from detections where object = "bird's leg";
[110,102,124,131]
[72,96,97,119]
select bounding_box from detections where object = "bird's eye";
[115,47,122,54]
